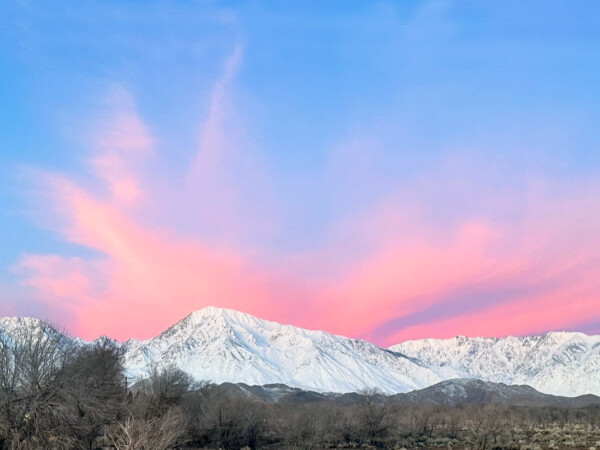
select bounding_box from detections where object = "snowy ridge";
[0,316,70,344]
[390,332,600,397]
[0,316,53,334]
[1,308,599,396]
[122,307,441,393]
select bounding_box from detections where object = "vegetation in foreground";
[1,322,599,449]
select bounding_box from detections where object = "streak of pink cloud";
[12,54,600,344]
[16,170,600,342]
[283,177,600,344]
[386,286,600,346]
[20,176,290,340]
[88,86,154,206]
[189,43,243,178]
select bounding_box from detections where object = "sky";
[1,1,600,347]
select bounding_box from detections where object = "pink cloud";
[19,175,288,340]
[387,286,599,346]
[16,166,600,343]
[12,51,600,344]
[88,87,154,206]
[189,43,243,179]
[310,177,600,345]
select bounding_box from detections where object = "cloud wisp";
[12,50,600,346]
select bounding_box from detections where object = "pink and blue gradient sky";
[1,1,600,346]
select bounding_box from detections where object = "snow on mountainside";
[122,307,441,393]
[0,316,71,345]
[1,309,599,396]
[0,316,53,335]
[390,332,600,397]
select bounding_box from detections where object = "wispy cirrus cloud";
[88,87,154,206]
[312,174,600,345]
[11,44,600,345]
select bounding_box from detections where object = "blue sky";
[1,1,600,343]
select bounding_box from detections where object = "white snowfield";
[390,332,600,397]
[1,308,599,396]
[122,307,441,393]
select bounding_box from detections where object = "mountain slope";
[390,332,600,397]
[0,316,72,348]
[1,309,599,397]
[122,306,441,393]
[393,378,600,407]
[201,379,600,408]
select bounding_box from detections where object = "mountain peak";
[179,306,282,338]
[0,316,56,335]
[1,308,599,397]
[121,306,442,393]
[190,305,236,317]
[0,316,45,326]
[185,306,263,325]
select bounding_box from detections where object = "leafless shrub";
[357,397,394,445]
[281,404,325,450]
[107,407,186,450]
[0,322,74,449]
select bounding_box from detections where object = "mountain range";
[203,379,600,408]
[391,331,600,397]
[1,307,599,397]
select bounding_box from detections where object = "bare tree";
[357,397,394,445]
[104,364,191,449]
[146,364,193,412]
[107,407,186,450]
[282,404,325,450]
[0,321,74,449]
[56,339,128,447]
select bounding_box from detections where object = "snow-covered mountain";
[122,306,441,393]
[1,308,599,396]
[390,332,600,397]
[393,378,600,408]
[0,316,71,346]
